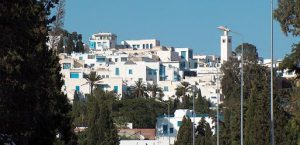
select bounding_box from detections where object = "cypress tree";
[195,89,210,114]
[87,94,119,145]
[65,34,74,54]
[174,116,192,145]
[0,0,73,144]
[195,118,213,145]
[244,81,258,145]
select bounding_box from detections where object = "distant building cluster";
[58,31,295,104]
[54,31,296,145]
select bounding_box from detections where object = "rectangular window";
[143,44,145,49]
[128,69,133,74]
[75,86,80,92]
[88,55,95,59]
[153,69,157,75]
[148,69,152,75]
[170,128,174,134]
[163,125,168,134]
[70,72,79,78]
[188,50,193,59]
[177,121,182,127]
[137,45,140,48]
[181,51,187,59]
[96,57,105,62]
[63,63,71,69]
[115,68,120,75]
[150,44,153,48]
[113,86,118,93]
[121,57,128,62]
[146,44,149,49]
[194,62,198,68]
[115,58,118,62]
[90,41,96,49]
[163,86,169,92]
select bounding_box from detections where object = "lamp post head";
[217,26,231,36]
[217,26,231,32]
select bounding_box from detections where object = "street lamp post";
[216,66,220,145]
[218,26,244,145]
[270,0,275,145]
[192,84,197,145]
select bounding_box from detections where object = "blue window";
[170,128,174,134]
[181,51,187,59]
[96,57,105,62]
[148,69,152,75]
[75,86,80,92]
[150,44,153,48]
[79,57,83,60]
[90,41,96,49]
[194,62,198,68]
[163,124,168,134]
[63,63,71,69]
[113,86,118,93]
[177,121,182,127]
[128,69,133,74]
[70,72,79,78]
[164,86,169,92]
[115,68,120,75]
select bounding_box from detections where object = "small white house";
[156,109,215,144]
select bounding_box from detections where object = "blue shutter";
[115,68,120,75]
[75,86,80,91]
[113,86,118,93]
[90,41,95,49]
[70,72,79,78]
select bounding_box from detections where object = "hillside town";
[2,1,300,145]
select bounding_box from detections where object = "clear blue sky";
[65,0,299,59]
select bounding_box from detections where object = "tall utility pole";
[240,42,244,145]
[192,85,196,145]
[216,66,220,145]
[270,0,275,145]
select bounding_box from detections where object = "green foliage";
[86,92,119,145]
[195,118,214,145]
[195,89,211,114]
[112,98,166,128]
[131,79,148,98]
[235,43,258,62]
[72,91,88,127]
[0,0,75,144]
[220,52,289,144]
[174,116,193,145]
[274,0,300,36]
[147,83,163,99]
[84,71,103,94]
[279,42,300,75]
[176,82,192,109]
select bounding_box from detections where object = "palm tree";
[175,81,191,108]
[84,71,102,94]
[131,79,147,98]
[147,83,163,98]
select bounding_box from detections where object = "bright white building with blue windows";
[156,109,215,145]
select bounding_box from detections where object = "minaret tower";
[218,26,232,64]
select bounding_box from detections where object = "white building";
[121,39,160,49]
[89,32,117,50]
[156,109,215,145]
